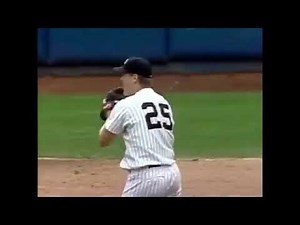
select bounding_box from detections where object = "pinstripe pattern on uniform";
[121,164,182,197]
[104,88,182,197]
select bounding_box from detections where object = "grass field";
[38,92,262,159]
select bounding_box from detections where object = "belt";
[128,165,161,172]
[147,165,162,168]
[128,165,166,173]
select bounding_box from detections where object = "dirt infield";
[38,73,262,197]
[38,159,262,197]
[38,73,262,94]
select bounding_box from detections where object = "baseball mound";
[38,158,262,197]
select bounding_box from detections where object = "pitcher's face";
[120,73,138,96]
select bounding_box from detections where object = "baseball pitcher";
[99,57,182,197]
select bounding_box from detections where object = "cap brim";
[113,66,127,74]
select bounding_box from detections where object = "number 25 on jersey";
[141,102,173,131]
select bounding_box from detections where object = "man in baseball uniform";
[99,57,182,197]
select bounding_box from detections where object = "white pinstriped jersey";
[104,88,176,170]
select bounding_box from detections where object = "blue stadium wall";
[38,28,262,65]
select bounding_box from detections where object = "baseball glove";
[100,87,126,121]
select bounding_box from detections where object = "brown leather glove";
[100,87,126,121]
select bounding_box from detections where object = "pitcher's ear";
[133,73,138,82]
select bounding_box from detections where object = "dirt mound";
[38,159,262,197]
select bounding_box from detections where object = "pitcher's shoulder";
[117,94,137,106]
[153,91,171,103]
[153,89,165,98]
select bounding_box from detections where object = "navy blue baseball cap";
[113,57,152,78]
